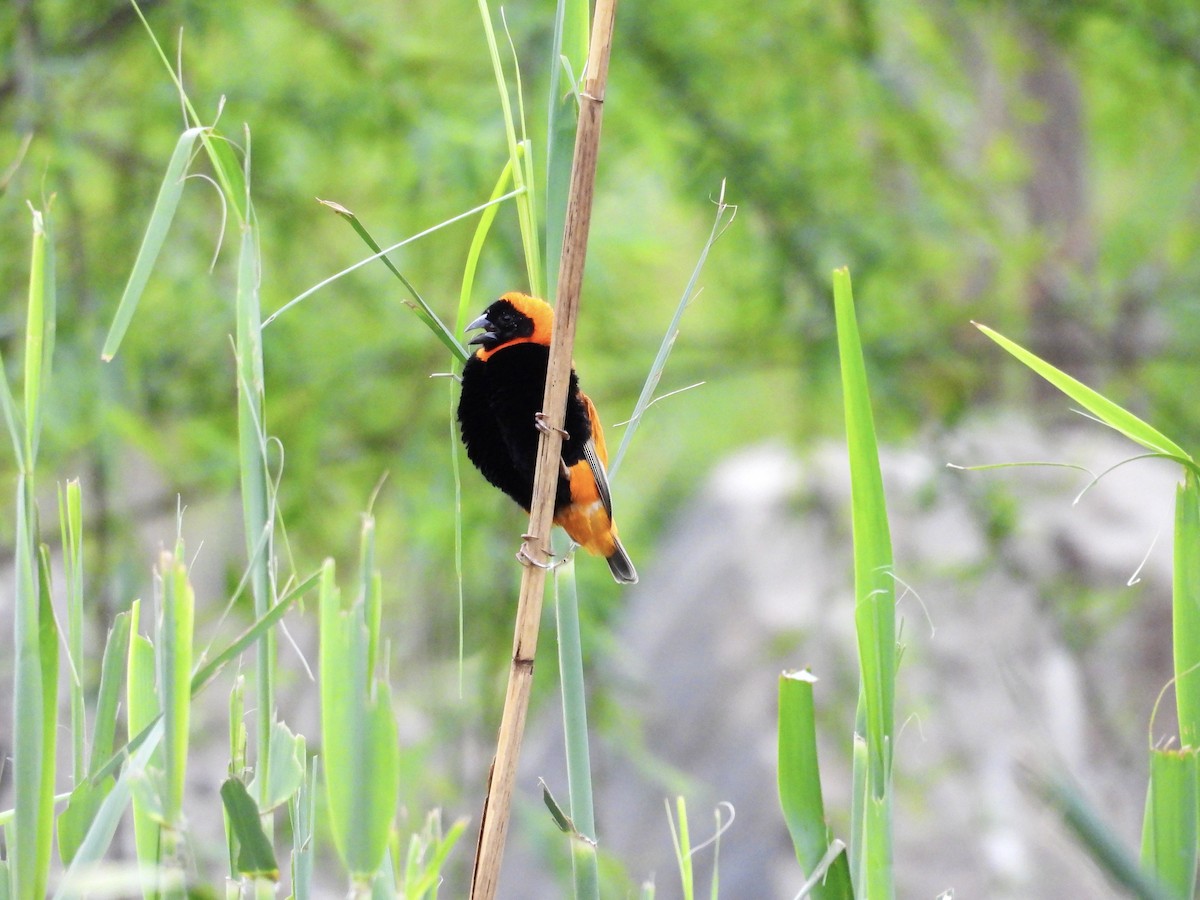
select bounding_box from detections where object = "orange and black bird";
[458,291,638,584]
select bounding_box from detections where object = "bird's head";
[465,292,554,359]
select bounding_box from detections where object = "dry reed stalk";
[468,2,618,897]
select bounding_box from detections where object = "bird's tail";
[606,536,638,585]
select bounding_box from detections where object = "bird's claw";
[534,412,569,440]
[517,535,565,571]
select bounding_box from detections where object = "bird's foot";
[534,412,569,440]
[516,534,565,571]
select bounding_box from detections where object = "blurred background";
[3,0,1200,895]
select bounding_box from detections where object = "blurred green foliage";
[2,0,1200,672]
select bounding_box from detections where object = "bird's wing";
[578,392,613,520]
[582,438,613,520]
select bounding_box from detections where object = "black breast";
[457,343,592,511]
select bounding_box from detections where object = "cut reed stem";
[469,2,618,897]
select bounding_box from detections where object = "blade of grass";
[191,568,320,697]
[52,722,164,899]
[1174,472,1200,745]
[221,777,279,879]
[318,200,468,364]
[667,797,695,900]
[288,754,318,899]
[544,0,589,299]
[848,723,866,894]
[609,182,735,481]
[128,1,248,223]
[478,0,541,296]
[0,212,31,470]
[158,550,194,833]
[89,611,133,774]
[33,542,59,898]
[1140,748,1198,899]
[541,780,576,834]
[263,188,521,330]
[793,840,849,900]
[552,544,600,900]
[1031,770,1171,900]
[247,719,306,815]
[499,11,542,299]
[359,516,380,678]
[0,336,24,472]
[834,267,895,898]
[86,570,318,792]
[457,162,516,334]
[973,323,1192,464]
[57,609,135,864]
[448,384,466,699]
[100,127,204,361]
[319,551,400,882]
[58,480,85,783]
[126,600,162,872]
[20,203,60,894]
[401,813,468,899]
[10,486,45,895]
[226,675,246,879]
[452,161,520,693]
[777,670,854,900]
[23,204,47,465]
[233,190,278,818]
[9,205,55,899]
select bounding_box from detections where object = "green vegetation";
[3,0,1200,896]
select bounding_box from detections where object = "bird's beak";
[465,314,497,347]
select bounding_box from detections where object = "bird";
[457,291,638,584]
